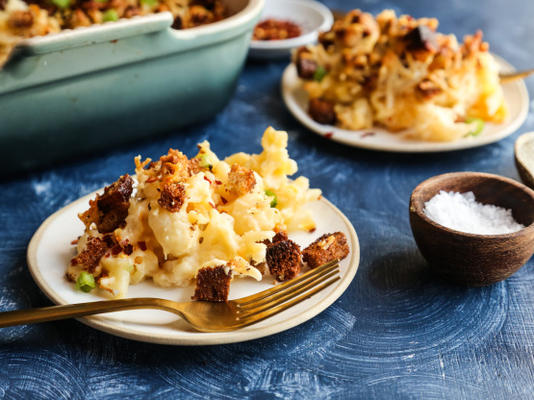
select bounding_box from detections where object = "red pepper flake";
[209,202,216,208]
[325,132,334,139]
[123,244,133,255]
[361,132,375,138]
[70,238,79,245]
[221,196,228,205]
[215,180,222,185]
[146,176,158,183]
[138,241,147,251]
[204,176,212,184]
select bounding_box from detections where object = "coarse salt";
[423,191,525,235]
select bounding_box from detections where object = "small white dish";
[27,192,359,345]
[281,55,529,152]
[249,0,333,59]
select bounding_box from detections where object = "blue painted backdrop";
[1,0,534,398]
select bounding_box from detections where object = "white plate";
[27,193,359,345]
[249,0,333,59]
[282,55,529,152]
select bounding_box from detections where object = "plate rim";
[281,54,529,153]
[27,192,360,346]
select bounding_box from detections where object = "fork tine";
[237,263,339,311]
[234,259,339,306]
[237,268,339,316]
[235,276,341,328]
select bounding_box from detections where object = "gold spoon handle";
[0,298,179,327]
[500,69,534,83]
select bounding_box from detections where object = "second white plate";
[282,55,529,152]
[27,193,359,345]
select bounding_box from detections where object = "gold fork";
[0,260,340,332]
[499,69,534,83]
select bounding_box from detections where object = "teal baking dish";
[0,0,263,174]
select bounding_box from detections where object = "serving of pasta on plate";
[293,9,508,143]
[67,127,330,299]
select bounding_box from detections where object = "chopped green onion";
[197,153,212,169]
[102,9,119,22]
[465,117,485,137]
[313,66,327,82]
[51,0,70,9]
[265,189,277,208]
[75,271,96,293]
[140,0,158,6]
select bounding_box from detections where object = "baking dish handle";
[19,12,173,55]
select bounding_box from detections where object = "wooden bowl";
[409,172,534,286]
[515,131,534,189]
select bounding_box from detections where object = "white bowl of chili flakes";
[249,0,333,59]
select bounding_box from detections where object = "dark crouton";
[227,164,256,197]
[192,265,232,302]
[172,15,183,29]
[303,232,349,268]
[158,182,186,212]
[70,237,107,273]
[78,175,134,234]
[296,47,318,79]
[309,98,336,125]
[7,10,33,30]
[266,239,302,282]
[404,25,438,53]
[255,232,289,275]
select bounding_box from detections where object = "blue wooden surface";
[1,0,534,398]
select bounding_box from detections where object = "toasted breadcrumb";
[266,238,302,282]
[192,265,232,302]
[227,164,256,197]
[70,237,107,273]
[78,174,133,234]
[303,232,349,268]
[158,182,186,212]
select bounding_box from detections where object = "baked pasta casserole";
[0,0,225,65]
[67,127,323,298]
[294,9,507,142]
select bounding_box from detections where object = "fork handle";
[0,298,180,328]
[500,68,534,83]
